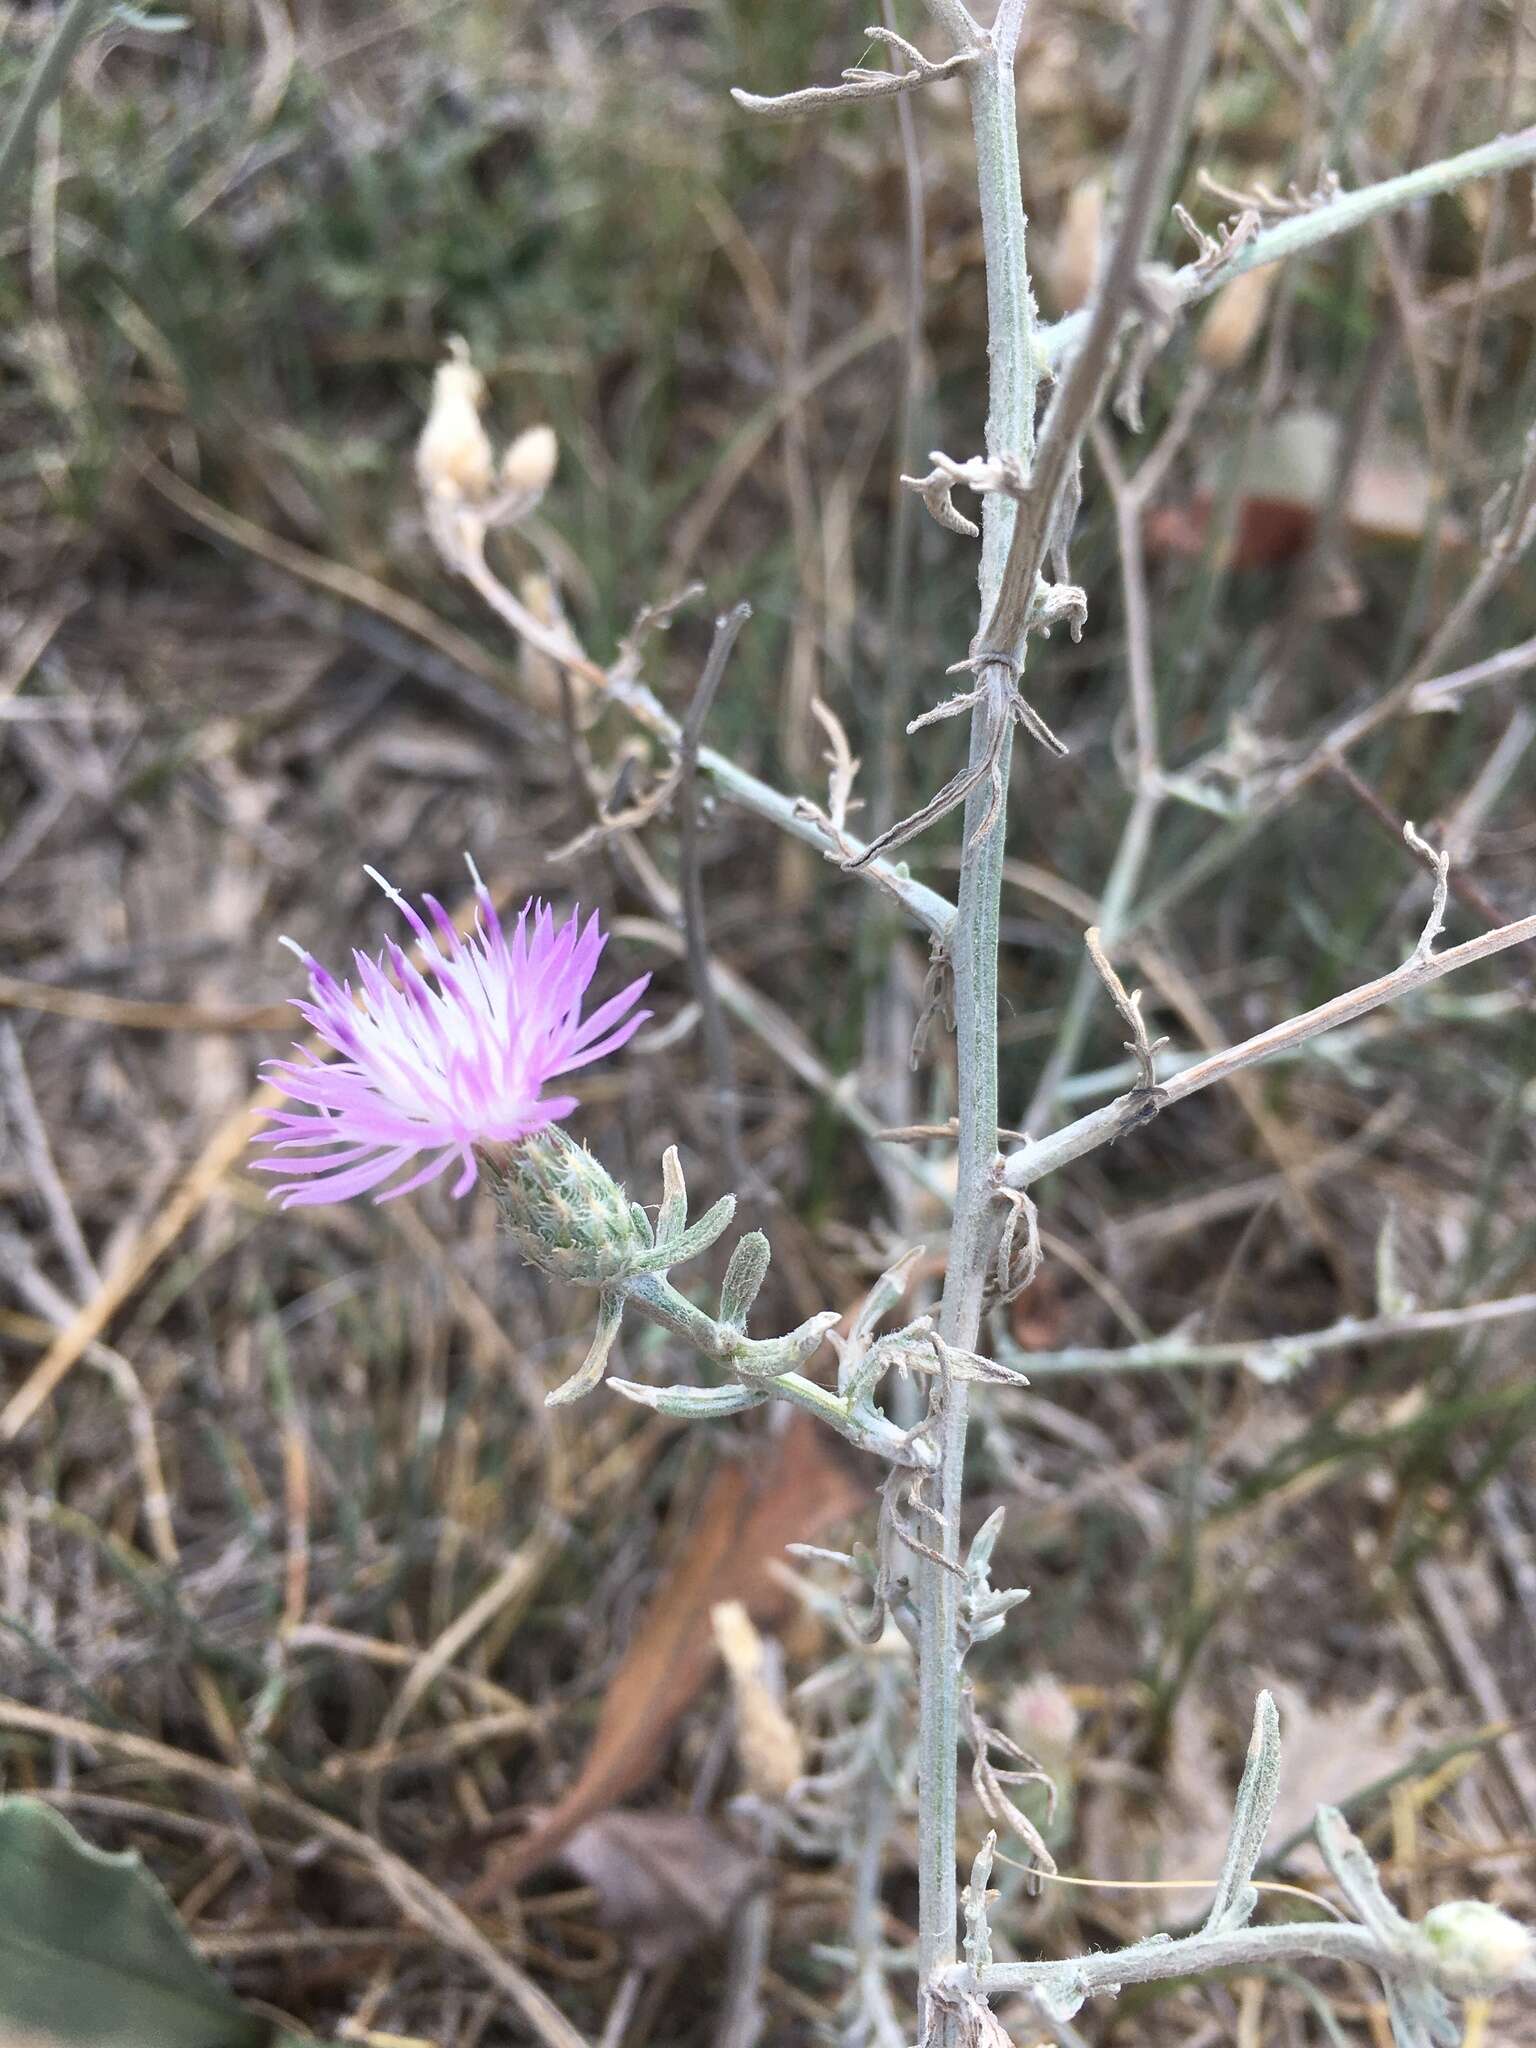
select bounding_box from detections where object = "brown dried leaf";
[486,1414,864,1887]
[562,1810,763,1966]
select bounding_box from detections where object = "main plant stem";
[914,10,1038,1997]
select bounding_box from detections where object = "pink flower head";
[253,861,650,1208]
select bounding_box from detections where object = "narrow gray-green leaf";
[654,1193,736,1270]
[546,1291,625,1407]
[1315,1804,1414,1940]
[608,1377,770,1418]
[1204,1691,1281,1934]
[719,1231,771,1330]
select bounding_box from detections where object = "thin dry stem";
[731,29,980,124]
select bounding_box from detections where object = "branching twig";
[979,0,1215,672]
[731,27,979,124]
[1005,911,1536,1193]
[1037,127,1536,373]
[1403,821,1451,964]
[429,451,956,942]
[1007,1291,1536,1380]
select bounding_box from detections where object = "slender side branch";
[1005,912,1536,1192]
[442,503,957,942]
[977,1921,1413,1998]
[731,28,980,123]
[1409,629,1536,713]
[678,606,753,1187]
[1036,126,1536,370]
[1014,1292,1536,1379]
[981,0,1214,664]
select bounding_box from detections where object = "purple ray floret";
[252,862,651,1208]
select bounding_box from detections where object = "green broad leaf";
[0,1796,313,2047]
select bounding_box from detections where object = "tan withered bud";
[417,340,493,502]
[502,422,559,498]
[1050,177,1105,314]
[518,571,597,727]
[1196,264,1275,372]
[712,1599,803,1802]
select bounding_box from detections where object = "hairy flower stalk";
[251,862,650,1206]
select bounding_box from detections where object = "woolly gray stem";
[974,1919,1404,1998]
[912,9,1037,2004]
[1004,912,1536,1193]
[616,1270,924,1460]
[1036,124,1536,369]
[1011,1291,1536,1378]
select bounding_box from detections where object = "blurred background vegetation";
[2,2,1536,2043]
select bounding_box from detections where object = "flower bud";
[417,341,493,503]
[1421,1899,1533,1993]
[501,422,559,499]
[1197,264,1275,373]
[484,1126,650,1288]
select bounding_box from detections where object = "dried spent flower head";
[416,338,494,503]
[252,862,650,1208]
[501,422,559,498]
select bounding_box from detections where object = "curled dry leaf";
[473,1413,864,1894]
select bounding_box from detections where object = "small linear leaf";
[850,1247,922,1350]
[966,1506,1007,1583]
[719,1231,772,1330]
[608,1377,771,1419]
[111,5,191,27]
[730,1309,840,1381]
[658,1193,737,1269]
[1315,1804,1414,1939]
[1204,1691,1281,1933]
[657,1146,689,1244]
[546,1291,625,1407]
